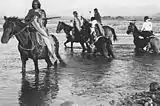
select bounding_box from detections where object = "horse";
[126,22,160,54]
[56,21,73,48]
[56,21,91,53]
[92,23,115,58]
[1,16,65,72]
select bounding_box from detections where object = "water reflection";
[19,69,59,106]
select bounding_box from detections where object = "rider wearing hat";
[141,16,153,39]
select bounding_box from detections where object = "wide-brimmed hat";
[144,16,152,21]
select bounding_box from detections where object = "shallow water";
[1,32,160,106]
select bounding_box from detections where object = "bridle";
[9,19,36,51]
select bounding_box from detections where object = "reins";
[13,18,36,51]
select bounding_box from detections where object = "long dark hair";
[32,0,41,9]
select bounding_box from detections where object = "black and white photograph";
[1,0,160,106]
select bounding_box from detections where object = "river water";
[1,32,160,106]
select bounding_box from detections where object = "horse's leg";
[108,45,115,58]
[20,53,28,73]
[45,56,53,68]
[33,59,39,73]
[64,39,70,48]
[85,42,91,53]
[21,58,27,73]
[93,47,97,57]
[80,42,86,53]
[101,43,109,58]
[71,42,74,52]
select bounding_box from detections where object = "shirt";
[141,21,152,31]
[73,16,81,31]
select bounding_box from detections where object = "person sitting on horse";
[72,11,82,33]
[141,16,153,39]
[93,8,105,37]
[25,0,56,59]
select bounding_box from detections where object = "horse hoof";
[54,61,58,69]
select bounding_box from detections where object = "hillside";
[154,12,160,16]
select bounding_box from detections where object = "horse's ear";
[4,16,7,20]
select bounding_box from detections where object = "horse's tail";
[51,34,66,65]
[110,27,117,42]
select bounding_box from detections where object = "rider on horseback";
[90,8,113,45]
[25,0,56,59]
[72,11,82,41]
[73,11,82,32]
[141,16,153,39]
[94,8,105,36]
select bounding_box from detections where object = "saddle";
[141,31,154,39]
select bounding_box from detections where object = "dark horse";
[126,22,160,53]
[56,21,73,47]
[56,21,91,53]
[1,16,65,72]
[92,24,115,58]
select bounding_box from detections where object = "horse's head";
[1,16,24,43]
[56,21,64,33]
[126,22,136,35]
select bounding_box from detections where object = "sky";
[0,0,160,18]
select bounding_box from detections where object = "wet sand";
[1,31,160,106]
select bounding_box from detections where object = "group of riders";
[71,8,105,38]
[24,0,155,59]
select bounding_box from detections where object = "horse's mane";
[7,17,20,21]
[6,17,26,27]
[129,22,142,38]
[61,22,73,29]
[133,23,141,34]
